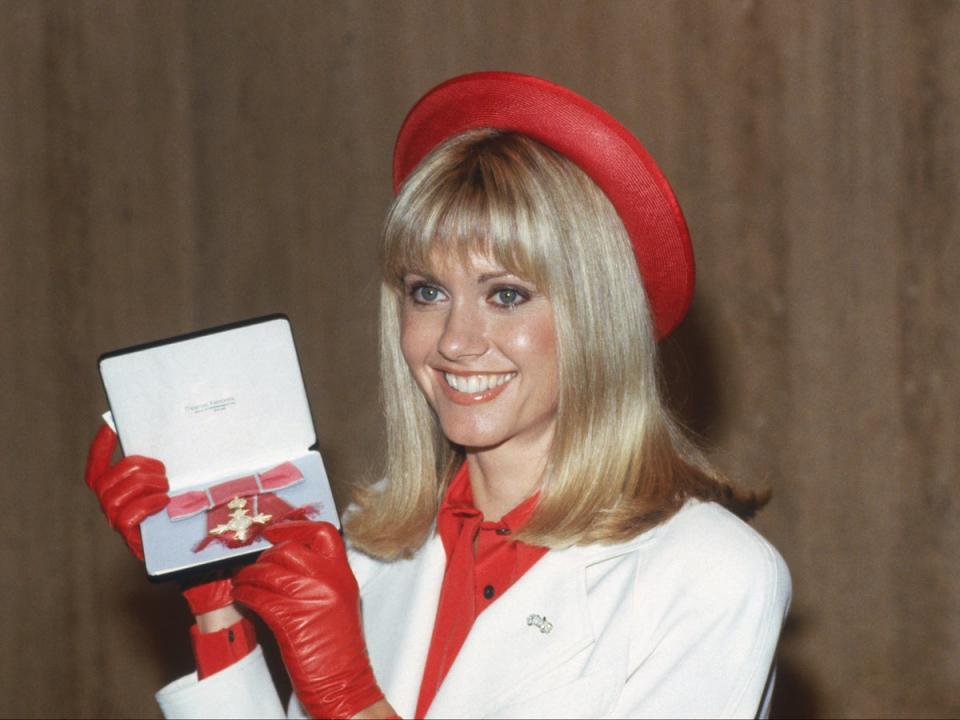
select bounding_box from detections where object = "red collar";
[436,462,540,556]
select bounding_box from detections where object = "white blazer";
[157,500,791,719]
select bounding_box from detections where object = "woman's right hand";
[84,423,170,560]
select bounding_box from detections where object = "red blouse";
[415,463,549,718]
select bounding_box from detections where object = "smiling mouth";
[443,372,517,394]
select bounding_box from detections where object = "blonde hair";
[345,129,765,559]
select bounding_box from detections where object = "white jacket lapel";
[426,545,597,718]
[357,535,447,719]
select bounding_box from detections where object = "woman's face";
[400,251,559,454]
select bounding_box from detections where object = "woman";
[86,72,790,719]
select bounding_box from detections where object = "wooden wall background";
[1,1,957,718]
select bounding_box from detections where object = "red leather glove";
[84,424,238,609]
[182,577,235,615]
[84,424,169,560]
[85,424,253,679]
[232,521,384,719]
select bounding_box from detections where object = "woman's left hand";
[232,521,388,719]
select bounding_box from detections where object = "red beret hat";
[392,71,694,339]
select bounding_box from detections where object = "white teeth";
[443,372,516,394]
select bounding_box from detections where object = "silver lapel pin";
[526,613,554,634]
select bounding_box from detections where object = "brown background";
[1,1,957,718]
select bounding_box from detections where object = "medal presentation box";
[99,315,339,580]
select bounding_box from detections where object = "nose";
[437,300,488,361]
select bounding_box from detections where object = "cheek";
[399,317,437,405]
[501,311,560,402]
[507,313,558,361]
[399,308,435,371]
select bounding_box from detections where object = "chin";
[438,420,508,451]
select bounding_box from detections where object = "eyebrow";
[401,269,440,284]
[476,271,513,284]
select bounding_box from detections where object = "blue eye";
[411,284,445,304]
[491,286,528,307]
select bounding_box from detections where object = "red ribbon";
[166,462,318,553]
[167,462,304,519]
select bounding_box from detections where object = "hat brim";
[392,71,694,340]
